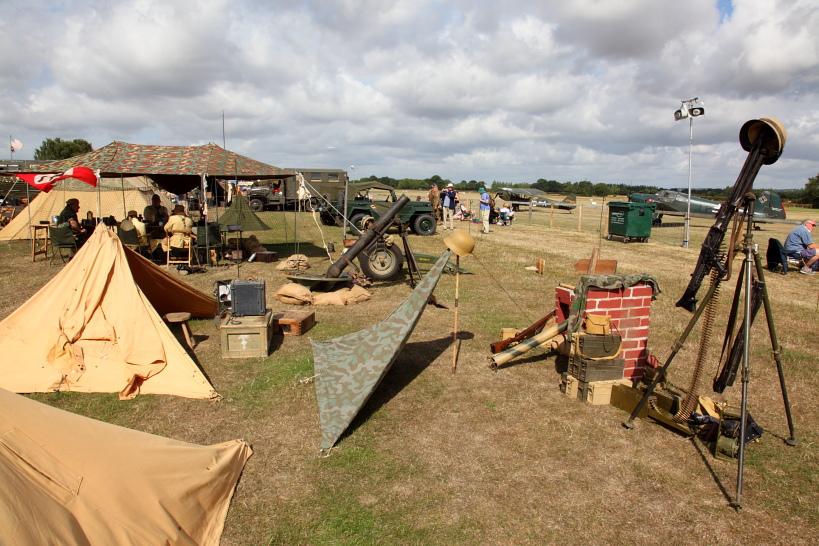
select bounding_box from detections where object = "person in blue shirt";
[441,183,457,230]
[783,219,818,275]
[479,186,491,234]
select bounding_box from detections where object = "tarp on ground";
[0,387,251,545]
[28,141,291,194]
[0,176,173,241]
[312,250,451,450]
[217,194,271,231]
[0,224,218,399]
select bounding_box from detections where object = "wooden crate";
[220,310,273,358]
[584,378,631,406]
[271,310,315,336]
[569,356,625,382]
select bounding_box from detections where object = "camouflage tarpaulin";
[26,141,291,194]
[217,194,271,231]
[312,250,451,450]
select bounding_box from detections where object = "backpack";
[765,238,788,274]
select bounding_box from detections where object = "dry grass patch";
[0,204,816,545]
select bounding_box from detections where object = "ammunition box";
[576,333,622,359]
[220,310,274,358]
[569,356,625,382]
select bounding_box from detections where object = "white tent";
[0,176,173,241]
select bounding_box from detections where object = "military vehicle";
[245,169,347,211]
[318,182,437,236]
[494,187,576,211]
[629,189,787,225]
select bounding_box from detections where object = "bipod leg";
[624,277,721,429]
[752,248,798,446]
[401,227,421,288]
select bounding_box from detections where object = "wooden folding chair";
[166,236,193,269]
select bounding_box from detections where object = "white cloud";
[2,0,818,189]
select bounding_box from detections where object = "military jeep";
[318,182,437,236]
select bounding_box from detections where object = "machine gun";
[676,118,786,312]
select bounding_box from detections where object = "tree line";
[19,137,819,207]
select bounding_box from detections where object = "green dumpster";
[606,201,656,242]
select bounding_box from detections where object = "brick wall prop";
[556,283,655,380]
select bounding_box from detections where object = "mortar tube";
[325,194,410,278]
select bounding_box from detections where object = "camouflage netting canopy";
[217,194,270,231]
[312,250,451,450]
[29,141,291,194]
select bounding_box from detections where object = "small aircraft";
[494,188,577,211]
[629,189,787,225]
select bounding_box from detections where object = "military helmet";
[444,229,475,257]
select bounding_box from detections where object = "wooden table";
[30,224,50,262]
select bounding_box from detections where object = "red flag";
[15,166,98,193]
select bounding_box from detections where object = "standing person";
[441,183,457,230]
[143,194,169,226]
[428,183,441,222]
[479,186,491,234]
[784,219,818,275]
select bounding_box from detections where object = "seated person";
[143,194,170,226]
[120,210,147,245]
[498,205,513,225]
[784,219,818,275]
[162,204,196,254]
[56,198,89,246]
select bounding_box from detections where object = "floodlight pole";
[684,116,693,248]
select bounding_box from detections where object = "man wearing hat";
[162,204,195,254]
[784,219,818,275]
[441,183,457,230]
[479,186,491,234]
[428,183,441,222]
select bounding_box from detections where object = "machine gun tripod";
[622,118,797,510]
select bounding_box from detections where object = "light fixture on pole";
[343,164,355,240]
[674,97,705,248]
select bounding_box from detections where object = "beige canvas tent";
[0,225,219,399]
[0,387,252,544]
[0,176,173,241]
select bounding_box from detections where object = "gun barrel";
[490,320,568,368]
[325,194,410,278]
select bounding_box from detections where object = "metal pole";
[451,255,460,374]
[683,116,693,248]
[733,203,754,510]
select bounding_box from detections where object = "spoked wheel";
[358,243,404,281]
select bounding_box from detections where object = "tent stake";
[451,255,461,374]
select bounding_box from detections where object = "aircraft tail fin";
[563,194,576,204]
[757,190,787,220]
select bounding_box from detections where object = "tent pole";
[202,173,209,266]
[120,174,127,219]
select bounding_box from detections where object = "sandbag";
[274,283,313,305]
[344,284,371,304]
[313,289,350,306]
[276,254,310,271]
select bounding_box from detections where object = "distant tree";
[33,138,93,160]
[805,173,819,208]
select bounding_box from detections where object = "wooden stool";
[164,312,196,349]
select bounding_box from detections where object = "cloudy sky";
[2,0,818,189]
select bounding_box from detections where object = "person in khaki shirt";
[162,204,195,251]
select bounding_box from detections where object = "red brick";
[621,340,641,350]
[596,299,623,309]
[587,289,617,300]
[639,317,651,327]
[626,285,654,298]
[620,297,642,308]
[615,318,640,330]
[628,328,649,339]
[628,307,651,318]
[623,367,642,379]
[603,309,626,319]
[622,348,645,361]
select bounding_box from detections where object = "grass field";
[1,193,817,545]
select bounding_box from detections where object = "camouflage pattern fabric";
[217,194,271,231]
[567,274,661,335]
[312,250,451,450]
